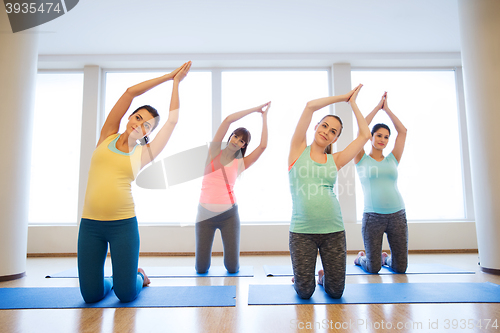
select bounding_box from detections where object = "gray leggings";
[289,230,346,299]
[195,204,240,273]
[359,209,408,273]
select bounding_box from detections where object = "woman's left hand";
[376,92,387,110]
[382,92,390,111]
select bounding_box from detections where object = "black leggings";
[195,204,240,274]
[289,230,346,299]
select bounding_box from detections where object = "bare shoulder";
[288,142,307,166]
[331,151,341,161]
[96,132,118,148]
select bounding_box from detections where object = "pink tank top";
[199,153,241,205]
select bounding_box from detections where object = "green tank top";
[355,152,405,214]
[289,146,344,234]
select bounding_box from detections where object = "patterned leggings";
[358,209,408,273]
[289,230,346,299]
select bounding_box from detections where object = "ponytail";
[138,135,150,146]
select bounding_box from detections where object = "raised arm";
[384,93,407,163]
[242,102,270,170]
[332,85,371,170]
[140,62,191,168]
[97,65,184,147]
[288,85,361,166]
[208,102,270,162]
[354,92,385,163]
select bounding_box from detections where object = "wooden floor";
[1,253,500,333]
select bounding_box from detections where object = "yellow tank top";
[82,134,143,220]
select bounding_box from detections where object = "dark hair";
[228,127,251,158]
[131,105,160,145]
[319,115,343,154]
[371,123,391,136]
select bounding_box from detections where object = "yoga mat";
[0,285,236,309]
[263,264,475,276]
[46,266,253,278]
[248,282,500,305]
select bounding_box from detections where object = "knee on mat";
[225,264,239,274]
[366,263,382,274]
[114,290,139,303]
[391,265,407,274]
[323,281,345,299]
[81,290,106,304]
[83,295,105,304]
[297,290,314,300]
[294,285,315,299]
[326,289,344,299]
[195,264,210,274]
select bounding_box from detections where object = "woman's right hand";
[254,101,271,114]
[347,84,363,104]
[173,61,192,83]
[166,62,187,80]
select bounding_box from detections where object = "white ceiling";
[35,0,461,56]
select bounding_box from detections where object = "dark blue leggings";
[77,217,144,303]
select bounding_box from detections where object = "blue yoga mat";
[263,264,475,276]
[0,285,236,309]
[248,282,500,305]
[46,266,253,278]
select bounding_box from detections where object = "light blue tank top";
[289,146,344,234]
[355,152,405,214]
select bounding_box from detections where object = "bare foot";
[317,269,324,286]
[381,252,389,266]
[354,251,365,265]
[138,268,150,286]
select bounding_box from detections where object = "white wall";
[27,221,478,254]
[458,0,500,270]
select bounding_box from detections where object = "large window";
[351,70,465,220]
[221,70,329,223]
[29,72,84,224]
[29,67,470,226]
